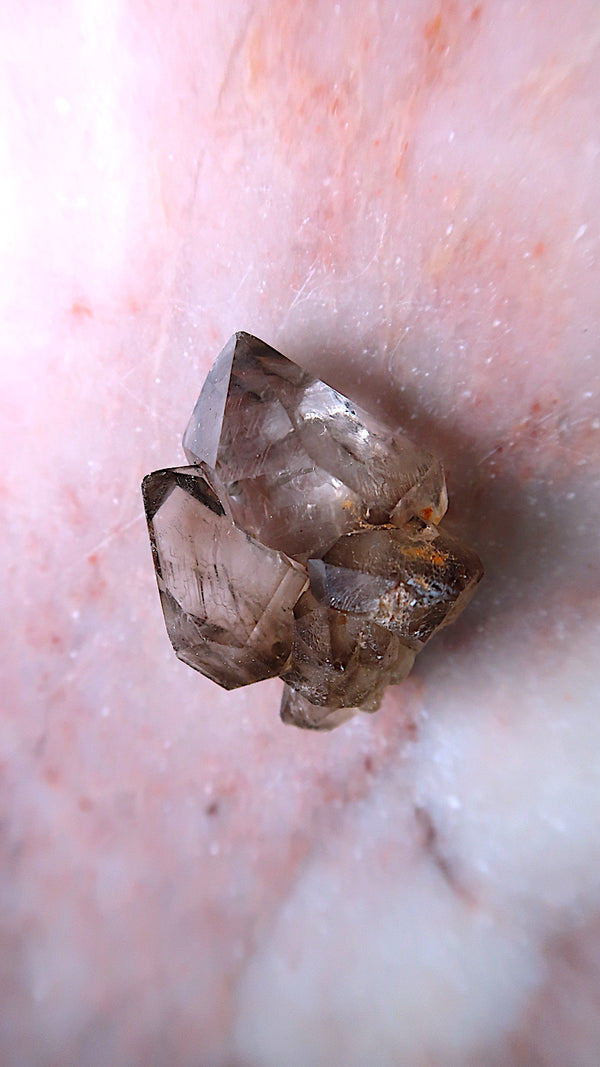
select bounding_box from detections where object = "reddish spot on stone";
[470,4,482,20]
[424,12,442,42]
[70,302,93,319]
[206,801,219,817]
[364,755,374,774]
[78,796,93,812]
[86,553,107,599]
[44,767,60,786]
[395,142,409,180]
[62,484,86,528]
[404,718,419,741]
[534,241,545,257]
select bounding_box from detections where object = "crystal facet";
[280,686,361,731]
[183,332,448,558]
[281,589,415,709]
[142,464,308,689]
[309,519,484,650]
[142,332,484,730]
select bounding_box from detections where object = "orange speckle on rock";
[424,12,442,42]
[533,241,545,257]
[470,5,482,20]
[421,507,433,521]
[62,484,86,528]
[70,302,93,319]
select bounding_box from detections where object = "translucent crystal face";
[142,333,483,729]
[281,589,416,709]
[142,464,308,689]
[182,331,448,559]
[309,520,484,650]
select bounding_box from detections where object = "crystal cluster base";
[142,332,483,730]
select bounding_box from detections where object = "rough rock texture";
[143,333,482,727]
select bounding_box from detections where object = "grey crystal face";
[183,331,448,559]
[142,464,308,689]
[142,332,483,730]
[311,519,484,649]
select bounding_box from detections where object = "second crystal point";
[142,464,307,689]
[309,519,484,649]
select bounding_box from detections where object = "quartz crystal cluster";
[142,332,483,731]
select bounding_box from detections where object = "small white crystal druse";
[142,333,483,730]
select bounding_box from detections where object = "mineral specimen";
[142,332,483,730]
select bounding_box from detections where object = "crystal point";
[316,520,484,648]
[183,332,449,558]
[142,464,308,689]
[280,686,360,731]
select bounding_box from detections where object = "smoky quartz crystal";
[142,332,483,730]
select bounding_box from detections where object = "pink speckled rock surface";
[2,2,600,1065]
